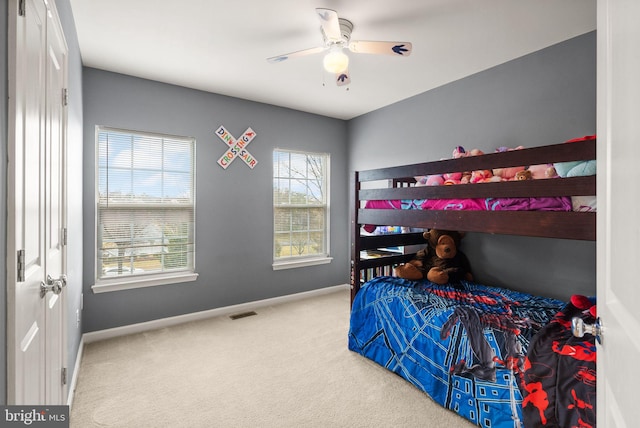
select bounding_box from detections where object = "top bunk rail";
[358,140,596,183]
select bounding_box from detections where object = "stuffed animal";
[470,169,494,183]
[451,146,490,184]
[515,169,532,181]
[527,163,557,179]
[443,171,463,185]
[423,229,473,285]
[492,146,526,181]
[392,247,432,280]
[452,146,467,159]
[394,229,473,286]
[425,174,445,186]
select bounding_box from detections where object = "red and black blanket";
[522,295,597,428]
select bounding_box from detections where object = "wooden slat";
[360,176,596,200]
[358,209,596,241]
[358,254,415,270]
[358,232,425,250]
[359,140,596,182]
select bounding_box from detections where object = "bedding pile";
[348,276,565,428]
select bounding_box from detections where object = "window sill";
[92,272,199,294]
[272,257,333,271]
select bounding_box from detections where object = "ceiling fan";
[267,8,412,87]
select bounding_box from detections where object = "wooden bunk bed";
[350,138,596,301]
[348,138,597,428]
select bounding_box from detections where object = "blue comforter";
[348,276,564,428]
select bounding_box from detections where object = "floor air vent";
[229,311,257,320]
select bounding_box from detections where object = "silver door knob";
[47,274,67,288]
[40,274,67,298]
[571,317,603,344]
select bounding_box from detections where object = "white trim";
[91,272,199,293]
[67,336,85,408]
[83,283,349,343]
[272,256,333,270]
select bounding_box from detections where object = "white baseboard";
[67,335,84,408]
[82,283,349,344]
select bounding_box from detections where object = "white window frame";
[92,126,198,293]
[272,149,332,270]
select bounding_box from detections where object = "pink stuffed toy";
[527,163,558,179]
[470,169,494,183]
[415,174,446,186]
[442,171,462,185]
[426,175,444,186]
[452,146,467,158]
[449,146,497,184]
[492,146,526,181]
[452,146,489,184]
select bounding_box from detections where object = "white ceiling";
[68,0,596,120]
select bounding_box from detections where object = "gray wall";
[56,0,84,397]
[348,31,597,301]
[82,69,350,332]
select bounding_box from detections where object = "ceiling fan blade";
[316,8,342,42]
[267,46,327,63]
[349,41,412,57]
[336,69,351,87]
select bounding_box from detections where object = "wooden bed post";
[350,171,361,305]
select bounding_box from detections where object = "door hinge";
[17,250,25,282]
[19,0,26,17]
[62,228,68,246]
[62,88,69,106]
[62,368,67,386]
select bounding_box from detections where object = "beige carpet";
[70,288,475,427]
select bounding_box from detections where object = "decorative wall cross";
[216,125,258,169]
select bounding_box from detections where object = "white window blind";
[96,126,195,280]
[273,149,329,264]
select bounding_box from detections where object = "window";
[94,126,196,291]
[273,149,331,269]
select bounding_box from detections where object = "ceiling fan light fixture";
[323,48,349,74]
[267,8,412,87]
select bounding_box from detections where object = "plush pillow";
[555,135,597,177]
[554,160,596,177]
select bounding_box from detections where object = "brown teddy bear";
[394,229,473,285]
